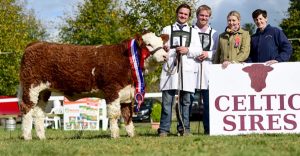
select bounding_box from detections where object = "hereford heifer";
[242,64,273,92]
[19,32,168,140]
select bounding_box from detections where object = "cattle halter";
[149,47,163,55]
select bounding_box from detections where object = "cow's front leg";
[107,98,121,138]
[22,109,34,140]
[121,103,135,137]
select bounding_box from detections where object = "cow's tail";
[17,83,23,107]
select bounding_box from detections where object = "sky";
[24,0,84,41]
[24,0,290,41]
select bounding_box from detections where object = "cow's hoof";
[125,122,135,137]
[110,125,120,138]
[38,136,46,140]
[22,132,32,140]
[36,132,46,140]
[111,132,120,138]
[23,135,32,141]
[128,133,135,137]
[126,129,135,137]
[111,134,120,138]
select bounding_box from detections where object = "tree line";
[0,0,299,95]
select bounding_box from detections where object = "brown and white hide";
[19,32,168,140]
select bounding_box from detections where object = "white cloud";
[196,0,290,33]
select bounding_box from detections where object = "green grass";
[0,122,300,156]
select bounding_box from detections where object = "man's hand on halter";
[197,51,208,61]
[176,46,189,54]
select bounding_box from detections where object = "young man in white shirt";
[158,3,202,137]
[192,5,219,135]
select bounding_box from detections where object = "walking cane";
[197,61,203,135]
[176,54,186,135]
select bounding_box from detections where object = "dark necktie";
[177,24,186,30]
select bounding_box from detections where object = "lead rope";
[160,58,178,90]
[166,60,177,75]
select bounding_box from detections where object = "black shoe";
[177,131,192,136]
[158,132,168,137]
[204,130,210,135]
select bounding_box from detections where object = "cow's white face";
[142,32,168,62]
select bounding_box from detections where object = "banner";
[63,98,100,130]
[209,62,300,135]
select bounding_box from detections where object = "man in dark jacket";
[247,9,293,65]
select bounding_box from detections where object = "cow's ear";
[135,34,144,47]
[160,34,169,44]
[142,29,150,35]
[266,66,274,72]
[242,66,250,72]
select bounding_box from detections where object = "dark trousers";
[192,89,209,134]
[158,90,191,134]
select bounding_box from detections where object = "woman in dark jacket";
[248,9,293,65]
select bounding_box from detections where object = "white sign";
[63,98,100,130]
[209,62,300,135]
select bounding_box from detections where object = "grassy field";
[0,121,299,156]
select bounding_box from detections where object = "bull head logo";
[242,64,273,92]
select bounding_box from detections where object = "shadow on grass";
[0,122,207,141]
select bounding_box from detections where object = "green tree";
[124,0,196,35]
[0,0,47,95]
[280,0,300,61]
[242,23,256,35]
[59,0,129,45]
